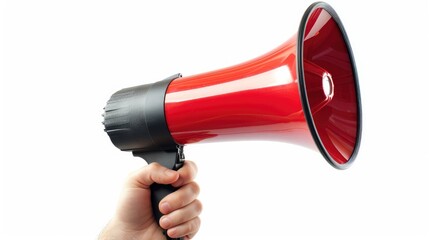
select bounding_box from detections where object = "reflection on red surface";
[303,9,358,164]
[165,37,318,147]
[164,6,359,166]
[165,38,315,147]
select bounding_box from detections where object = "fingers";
[160,199,202,229]
[159,199,202,239]
[158,162,201,239]
[159,181,200,214]
[126,160,197,190]
[172,160,198,188]
[127,162,179,189]
[167,216,201,239]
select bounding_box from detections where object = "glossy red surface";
[164,4,360,167]
[302,8,359,165]
[164,37,316,147]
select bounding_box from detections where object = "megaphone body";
[103,2,361,239]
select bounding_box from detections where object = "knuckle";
[191,217,201,232]
[193,199,203,214]
[181,218,200,239]
[187,161,198,174]
[188,182,200,196]
[181,161,197,180]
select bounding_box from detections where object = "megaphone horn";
[163,2,361,169]
[103,2,362,239]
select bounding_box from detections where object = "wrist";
[98,220,136,240]
[98,219,166,240]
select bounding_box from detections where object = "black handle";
[133,148,184,240]
[151,183,182,240]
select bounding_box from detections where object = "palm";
[115,187,166,239]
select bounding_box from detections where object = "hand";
[99,161,202,240]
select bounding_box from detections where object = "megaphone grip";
[151,183,182,240]
[134,149,184,240]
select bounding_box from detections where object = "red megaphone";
[164,2,361,169]
[103,2,362,239]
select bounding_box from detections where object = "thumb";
[127,163,179,189]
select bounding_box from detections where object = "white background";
[1,0,429,239]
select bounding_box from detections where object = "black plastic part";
[103,74,185,240]
[133,149,184,240]
[134,150,181,170]
[103,74,181,152]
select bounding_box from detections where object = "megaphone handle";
[133,147,185,240]
[150,183,182,240]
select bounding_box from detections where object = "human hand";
[99,161,202,240]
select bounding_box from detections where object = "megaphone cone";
[103,3,361,238]
[164,2,361,169]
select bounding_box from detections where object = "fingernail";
[160,216,171,228]
[167,228,178,238]
[160,202,171,213]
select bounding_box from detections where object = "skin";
[99,161,202,240]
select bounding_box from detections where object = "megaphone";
[102,2,361,239]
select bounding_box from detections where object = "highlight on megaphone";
[102,1,361,239]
